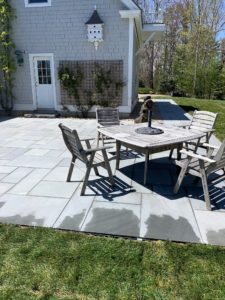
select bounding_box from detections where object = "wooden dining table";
[98,122,206,185]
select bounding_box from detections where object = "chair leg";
[102,149,114,186]
[97,132,100,147]
[199,160,211,211]
[80,153,95,196]
[173,158,190,193]
[93,166,99,176]
[67,156,76,182]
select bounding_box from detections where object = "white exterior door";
[32,56,55,109]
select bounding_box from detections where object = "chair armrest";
[84,145,113,154]
[97,123,104,128]
[202,142,219,149]
[80,137,95,142]
[180,149,216,163]
[205,128,215,133]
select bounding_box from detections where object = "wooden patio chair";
[59,123,114,195]
[173,140,225,210]
[96,107,120,146]
[169,110,218,159]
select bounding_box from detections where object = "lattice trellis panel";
[59,60,123,107]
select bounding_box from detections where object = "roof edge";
[120,0,139,10]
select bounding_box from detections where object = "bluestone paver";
[53,186,94,231]
[81,201,140,237]
[0,194,69,227]
[194,210,225,246]
[1,167,32,184]
[30,181,79,198]
[8,168,50,195]
[140,193,202,243]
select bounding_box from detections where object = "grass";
[151,95,225,141]
[1,225,225,299]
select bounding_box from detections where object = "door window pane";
[37,59,51,85]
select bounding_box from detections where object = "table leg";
[177,143,182,160]
[144,150,149,185]
[116,141,121,170]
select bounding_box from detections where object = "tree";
[0,0,16,113]
[140,0,225,98]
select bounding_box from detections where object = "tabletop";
[98,122,206,149]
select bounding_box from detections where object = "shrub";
[138,87,153,94]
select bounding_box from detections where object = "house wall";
[11,0,130,112]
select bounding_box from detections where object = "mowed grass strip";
[152,96,225,141]
[1,225,225,299]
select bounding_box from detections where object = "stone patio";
[0,100,224,246]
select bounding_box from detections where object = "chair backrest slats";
[59,123,88,163]
[189,110,218,132]
[96,108,120,126]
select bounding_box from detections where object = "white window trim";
[24,0,51,8]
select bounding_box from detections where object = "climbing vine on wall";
[58,61,125,116]
[58,66,84,100]
[58,65,94,117]
[0,0,16,113]
[93,63,125,107]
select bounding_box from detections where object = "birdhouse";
[85,7,104,50]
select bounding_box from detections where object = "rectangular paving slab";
[81,201,141,237]
[0,194,69,227]
[53,185,95,231]
[194,210,225,246]
[140,193,202,243]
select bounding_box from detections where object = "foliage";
[58,66,83,100]
[76,90,94,118]
[1,224,225,299]
[138,87,153,94]
[58,65,95,117]
[142,0,225,100]
[93,63,125,107]
[0,0,16,113]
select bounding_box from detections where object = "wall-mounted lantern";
[85,6,104,50]
[15,50,25,66]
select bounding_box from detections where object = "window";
[24,0,51,8]
[37,60,52,85]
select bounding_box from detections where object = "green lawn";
[152,96,225,141]
[1,225,225,299]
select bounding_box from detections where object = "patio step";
[24,110,60,118]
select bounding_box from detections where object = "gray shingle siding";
[11,0,130,109]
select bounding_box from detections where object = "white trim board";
[120,0,139,9]
[128,18,134,109]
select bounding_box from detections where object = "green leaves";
[0,0,16,112]
[58,66,84,100]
